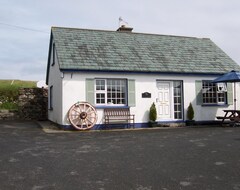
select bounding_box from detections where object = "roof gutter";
[60,68,225,77]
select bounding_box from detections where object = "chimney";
[117,25,133,32]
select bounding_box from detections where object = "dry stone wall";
[0,110,19,120]
[0,88,48,120]
[18,88,48,120]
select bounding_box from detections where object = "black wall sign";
[142,92,151,98]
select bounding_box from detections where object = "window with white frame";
[95,79,127,105]
[202,81,226,104]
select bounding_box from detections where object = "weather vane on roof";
[119,17,129,27]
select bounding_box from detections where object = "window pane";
[173,81,183,119]
[96,93,105,104]
[96,79,105,91]
[107,98,112,104]
[218,92,226,103]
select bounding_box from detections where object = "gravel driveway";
[0,121,240,190]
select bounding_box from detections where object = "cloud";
[1,59,46,81]
[0,0,240,81]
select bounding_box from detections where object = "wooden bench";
[104,108,135,128]
[216,116,231,125]
[216,116,232,120]
[217,110,240,127]
[216,116,240,126]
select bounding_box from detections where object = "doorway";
[156,81,183,120]
[156,82,171,119]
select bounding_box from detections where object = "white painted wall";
[58,72,239,126]
[61,73,86,124]
[47,40,63,124]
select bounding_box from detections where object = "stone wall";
[18,88,48,120]
[0,110,19,120]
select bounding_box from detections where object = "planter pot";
[186,120,195,126]
[148,121,158,128]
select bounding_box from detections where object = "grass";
[0,80,36,89]
[0,102,18,110]
[0,80,36,110]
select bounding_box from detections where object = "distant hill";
[0,80,36,89]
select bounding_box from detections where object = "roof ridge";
[51,26,209,40]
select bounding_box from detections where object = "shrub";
[149,102,157,122]
[187,103,194,120]
[0,102,18,110]
[0,80,36,110]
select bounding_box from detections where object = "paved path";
[0,121,240,190]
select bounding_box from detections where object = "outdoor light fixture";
[217,83,227,92]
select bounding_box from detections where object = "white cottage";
[46,26,240,129]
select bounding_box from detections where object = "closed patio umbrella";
[212,70,240,110]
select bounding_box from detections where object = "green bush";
[0,80,36,110]
[187,103,194,120]
[0,102,18,110]
[149,102,157,122]
[0,86,19,109]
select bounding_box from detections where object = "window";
[173,81,183,119]
[95,79,127,105]
[51,43,55,66]
[202,81,226,104]
[49,86,53,109]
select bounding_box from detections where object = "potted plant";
[186,102,195,126]
[149,102,157,127]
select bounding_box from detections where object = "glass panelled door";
[156,81,183,120]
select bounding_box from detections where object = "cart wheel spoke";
[87,110,96,114]
[72,108,81,114]
[68,102,98,130]
[86,118,93,125]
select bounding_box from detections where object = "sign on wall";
[142,92,151,98]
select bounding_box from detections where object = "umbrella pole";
[234,82,236,110]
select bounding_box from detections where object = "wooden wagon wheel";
[68,102,98,130]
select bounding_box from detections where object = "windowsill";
[95,105,129,109]
[201,104,228,107]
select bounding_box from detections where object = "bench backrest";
[104,108,130,116]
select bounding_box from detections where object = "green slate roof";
[51,27,240,74]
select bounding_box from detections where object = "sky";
[1,0,240,83]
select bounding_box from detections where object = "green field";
[0,80,36,88]
[0,80,36,109]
